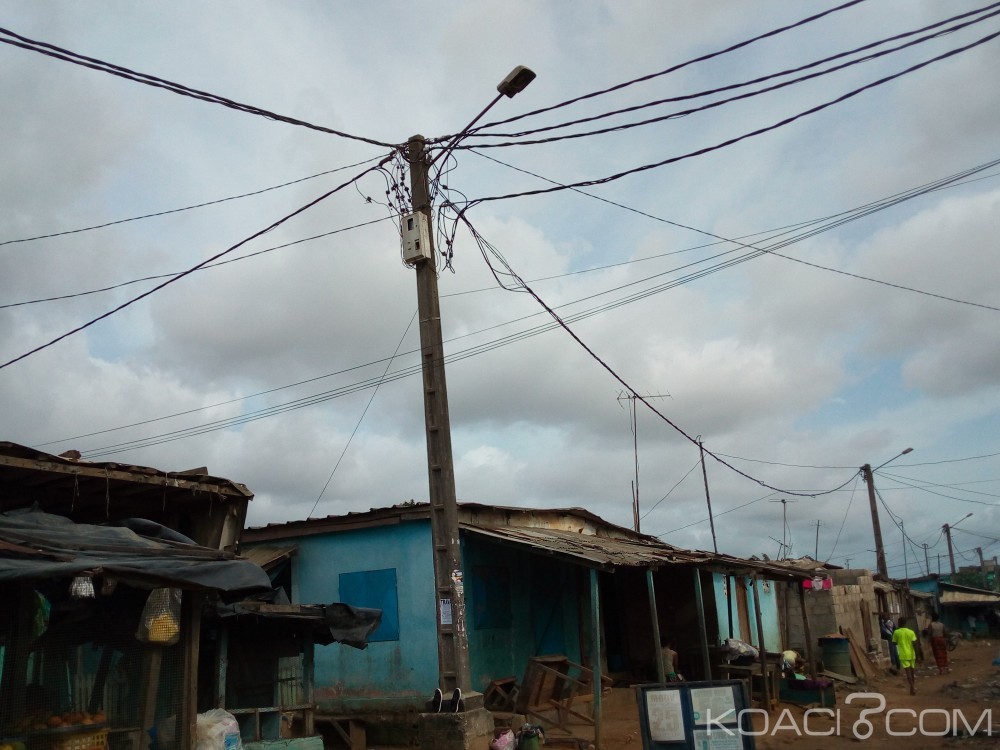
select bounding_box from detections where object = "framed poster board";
[636,680,756,750]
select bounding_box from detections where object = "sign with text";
[636,680,756,750]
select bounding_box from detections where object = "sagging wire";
[451,210,862,499]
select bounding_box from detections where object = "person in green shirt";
[892,617,918,695]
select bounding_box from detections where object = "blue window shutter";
[339,568,399,642]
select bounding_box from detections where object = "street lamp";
[862,447,913,579]
[943,512,974,575]
[405,66,535,699]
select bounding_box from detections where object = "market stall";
[0,508,272,750]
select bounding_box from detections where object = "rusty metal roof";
[463,522,811,579]
[0,440,253,522]
[0,441,253,527]
[244,500,811,579]
[242,544,298,571]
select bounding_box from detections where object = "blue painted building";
[908,576,1000,635]
[242,503,806,715]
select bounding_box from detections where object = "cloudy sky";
[2,1,998,577]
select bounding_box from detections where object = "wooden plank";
[843,628,874,681]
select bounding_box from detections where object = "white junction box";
[401,211,432,264]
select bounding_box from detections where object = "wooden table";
[716,662,781,709]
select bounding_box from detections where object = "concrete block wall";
[782,570,882,660]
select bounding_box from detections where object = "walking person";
[892,617,918,695]
[928,613,950,675]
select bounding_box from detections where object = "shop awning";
[0,507,271,594]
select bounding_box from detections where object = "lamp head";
[497,65,536,98]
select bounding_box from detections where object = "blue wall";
[463,538,582,688]
[711,573,781,652]
[282,520,439,710]
[248,522,587,711]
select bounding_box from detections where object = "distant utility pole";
[862,463,888,579]
[944,523,956,575]
[769,498,796,560]
[812,520,822,560]
[923,543,931,577]
[617,391,669,533]
[902,520,909,584]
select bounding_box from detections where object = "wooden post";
[303,629,315,736]
[182,591,203,750]
[750,575,770,709]
[216,622,229,708]
[798,582,816,678]
[590,568,602,750]
[692,568,712,680]
[647,568,666,683]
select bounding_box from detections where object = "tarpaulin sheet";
[0,507,271,594]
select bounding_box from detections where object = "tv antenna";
[617,390,670,532]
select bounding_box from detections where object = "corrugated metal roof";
[0,440,253,519]
[242,544,297,571]
[461,523,811,579]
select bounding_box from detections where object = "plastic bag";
[136,588,182,645]
[490,729,515,750]
[196,709,242,750]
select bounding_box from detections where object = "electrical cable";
[467,149,1000,313]
[639,459,701,521]
[467,7,1000,144]
[457,214,862,499]
[876,473,1000,507]
[0,216,393,310]
[0,155,391,249]
[459,29,1000,202]
[654,491,778,537]
[0,26,397,148]
[825,474,861,562]
[40,157,1000,453]
[306,310,417,519]
[0,157,392,371]
[470,0,868,133]
[878,470,1000,499]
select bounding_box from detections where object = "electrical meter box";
[401,211,432,264]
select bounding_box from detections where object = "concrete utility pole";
[407,134,471,695]
[862,463,888,579]
[944,523,956,575]
[402,66,536,703]
[813,520,822,560]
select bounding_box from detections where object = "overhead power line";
[0,26,397,148]
[0,216,392,310]
[468,5,1000,145]
[0,158,392,371]
[0,155,391,250]
[460,29,1000,203]
[466,0,868,134]
[39,157,1000,454]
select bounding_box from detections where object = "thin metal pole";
[647,568,665,683]
[698,438,718,553]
